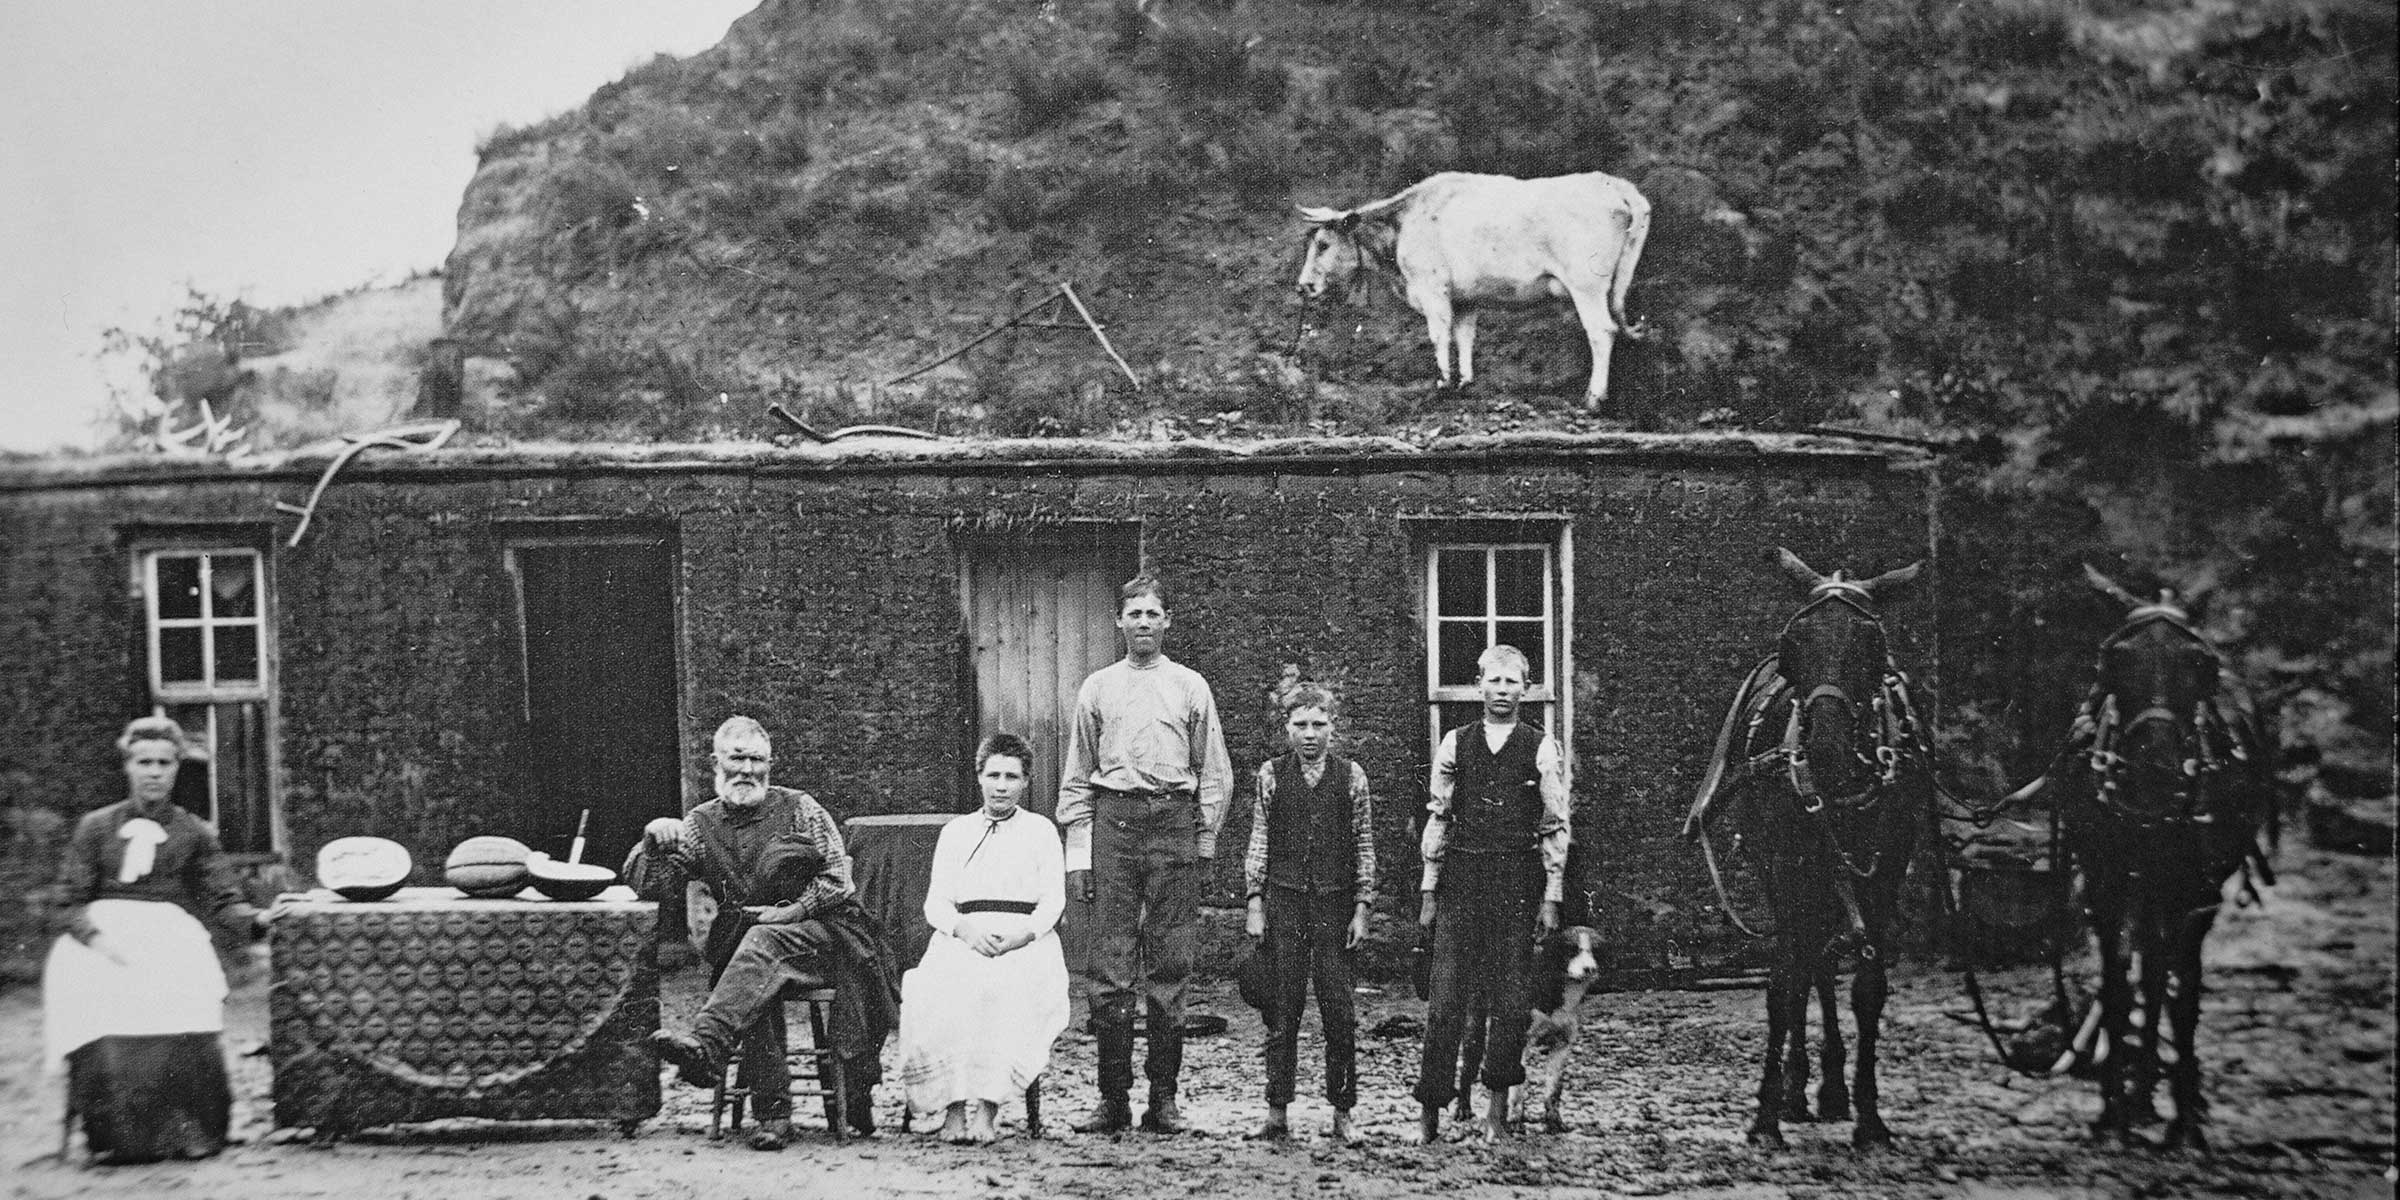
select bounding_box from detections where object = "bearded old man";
[631,715,900,1150]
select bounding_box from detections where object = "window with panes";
[1423,538,1568,757]
[139,547,277,852]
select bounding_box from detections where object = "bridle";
[2082,606,2243,825]
[1769,589,1926,845]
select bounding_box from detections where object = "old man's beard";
[719,773,768,806]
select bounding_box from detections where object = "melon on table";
[444,835,533,897]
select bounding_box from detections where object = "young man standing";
[1415,644,1572,1144]
[1055,574,1233,1135]
[1243,683,1375,1145]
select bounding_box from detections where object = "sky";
[0,1,758,454]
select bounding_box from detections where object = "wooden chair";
[707,981,851,1143]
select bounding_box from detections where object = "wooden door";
[958,527,1141,817]
[960,526,1141,1013]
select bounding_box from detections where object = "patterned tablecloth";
[269,886,660,1134]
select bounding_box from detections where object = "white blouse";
[922,807,1066,941]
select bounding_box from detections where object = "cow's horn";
[1295,205,1346,224]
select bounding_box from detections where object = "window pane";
[1435,700,1483,737]
[156,555,203,619]
[159,628,205,684]
[215,625,260,683]
[210,554,257,617]
[1494,549,1546,617]
[1437,620,1485,687]
[1495,620,1548,685]
[1434,549,1485,618]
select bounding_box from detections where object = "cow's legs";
[2161,906,2218,1151]
[1561,285,1621,408]
[1814,966,1851,1121]
[1414,291,1457,389]
[1453,309,1478,388]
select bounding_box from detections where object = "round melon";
[444,835,533,898]
[317,836,412,901]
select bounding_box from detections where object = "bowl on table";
[526,853,616,901]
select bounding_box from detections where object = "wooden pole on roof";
[1056,282,1141,391]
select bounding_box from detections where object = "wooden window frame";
[128,535,281,853]
[1413,519,1575,783]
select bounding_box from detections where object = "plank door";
[958,526,1141,818]
[960,525,1141,1013]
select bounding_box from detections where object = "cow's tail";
[1607,189,1651,339]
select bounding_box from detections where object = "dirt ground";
[4,836,2390,1200]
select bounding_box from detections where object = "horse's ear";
[2082,563,2143,609]
[1776,547,1825,590]
[1863,560,1923,599]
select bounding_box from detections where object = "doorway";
[505,531,682,871]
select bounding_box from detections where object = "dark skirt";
[67,1033,232,1163]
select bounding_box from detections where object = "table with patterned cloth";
[269,887,660,1136]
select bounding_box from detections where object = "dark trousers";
[694,920,838,1121]
[1415,850,1540,1109]
[1089,790,1204,1099]
[1262,885,1358,1109]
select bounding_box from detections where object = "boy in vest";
[1414,644,1572,1143]
[1242,683,1376,1145]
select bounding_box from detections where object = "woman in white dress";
[895,733,1070,1143]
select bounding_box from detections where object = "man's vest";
[1264,753,1359,895]
[1449,721,1546,855]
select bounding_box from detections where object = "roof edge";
[0,429,1933,492]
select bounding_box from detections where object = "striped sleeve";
[1349,760,1377,906]
[1244,760,1276,899]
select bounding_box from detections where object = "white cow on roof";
[1296,171,1650,408]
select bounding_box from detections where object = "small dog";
[1454,923,1603,1132]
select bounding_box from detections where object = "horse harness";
[1751,589,1931,880]
[2077,606,2254,828]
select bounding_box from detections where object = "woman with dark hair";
[44,715,265,1163]
[893,733,1070,1143]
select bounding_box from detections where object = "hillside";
[113,0,2400,795]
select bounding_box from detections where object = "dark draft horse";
[1684,548,1929,1151]
[2013,566,2278,1150]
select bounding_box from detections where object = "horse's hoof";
[1541,1112,1566,1135]
[1851,1120,1893,1152]
[1817,1090,1853,1123]
[1747,1126,1786,1151]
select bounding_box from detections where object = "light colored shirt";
[1420,721,1572,903]
[1244,754,1377,905]
[923,808,1066,942]
[1055,655,1234,871]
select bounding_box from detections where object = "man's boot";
[649,1029,722,1090]
[1140,1085,1188,1134]
[1070,1093,1133,1134]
